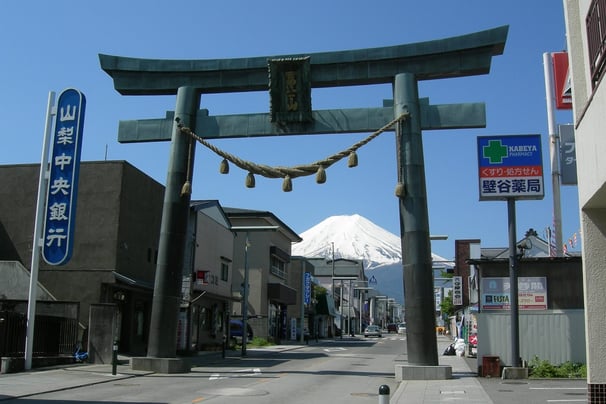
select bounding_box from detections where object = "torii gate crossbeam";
[100,26,507,95]
[100,25,507,371]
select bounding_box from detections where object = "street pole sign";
[477,134,544,201]
[304,272,312,305]
[42,88,86,265]
[452,276,463,306]
[477,133,543,368]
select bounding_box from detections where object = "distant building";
[454,233,584,373]
[224,207,302,343]
[302,257,371,335]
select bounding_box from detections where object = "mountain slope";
[292,213,448,269]
[292,214,401,270]
[292,214,452,304]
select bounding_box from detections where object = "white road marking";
[209,368,261,380]
[323,347,347,352]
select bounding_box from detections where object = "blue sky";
[1,1,578,260]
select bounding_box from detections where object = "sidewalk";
[0,357,154,400]
[0,337,492,403]
[390,335,493,403]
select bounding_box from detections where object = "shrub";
[528,356,587,378]
[249,337,272,347]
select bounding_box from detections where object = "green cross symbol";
[483,139,508,164]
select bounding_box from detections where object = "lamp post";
[353,284,374,334]
[353,281,374,334]
[340,278,343,338]
[331,243,335,338]
[231,225,278,357]
[333,276,358,338]
[374,296,389,329]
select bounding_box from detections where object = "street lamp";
[374,296,390,329]
[353,284,374,334]
[332,276,358,338]
[231,225,278,357]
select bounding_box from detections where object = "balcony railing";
[587,0,606,87]
[270,265,286,279]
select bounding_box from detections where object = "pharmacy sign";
[477,134,544,201]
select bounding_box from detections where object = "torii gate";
[100,25,507,370]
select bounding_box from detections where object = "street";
[0,334,589,403]
[1,336,404,404]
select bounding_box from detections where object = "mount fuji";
[292,214,448,304]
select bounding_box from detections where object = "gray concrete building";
[1,161,164,356]
[225,208,302,343]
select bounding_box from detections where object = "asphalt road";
[0,335,588,403]
[1,337,403,404]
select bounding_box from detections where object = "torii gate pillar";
[394,73,438,366]
[148,86,198,361]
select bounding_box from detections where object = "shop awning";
[316,294,339,317]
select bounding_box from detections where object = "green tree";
[440,290,455,318]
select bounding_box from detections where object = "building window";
[221,262,229,282]
[270,255,287,279]
[269,246,290,279]
[587,0,606,88]
[220,256,231,282]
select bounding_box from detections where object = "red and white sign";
[196,270,209,285]
[552,52,572,110]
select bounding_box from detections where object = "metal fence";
[0,300,79,357]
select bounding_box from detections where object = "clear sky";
[1,0,578,260]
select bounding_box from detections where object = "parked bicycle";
[74,344,88,362]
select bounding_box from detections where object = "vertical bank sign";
[42,89,86,265]
[477,134,544,201]
[304,272,312,305]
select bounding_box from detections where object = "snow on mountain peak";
[292,214,402,270]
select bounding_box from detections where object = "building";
[224,208,302,343]
[454,232,584,374]
[302,257,371,336]
[179,200,236,351]
[0,162,305,361]
[0,161,164,356]
[561,1,606,398]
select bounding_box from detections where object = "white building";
[562,1,606,399]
